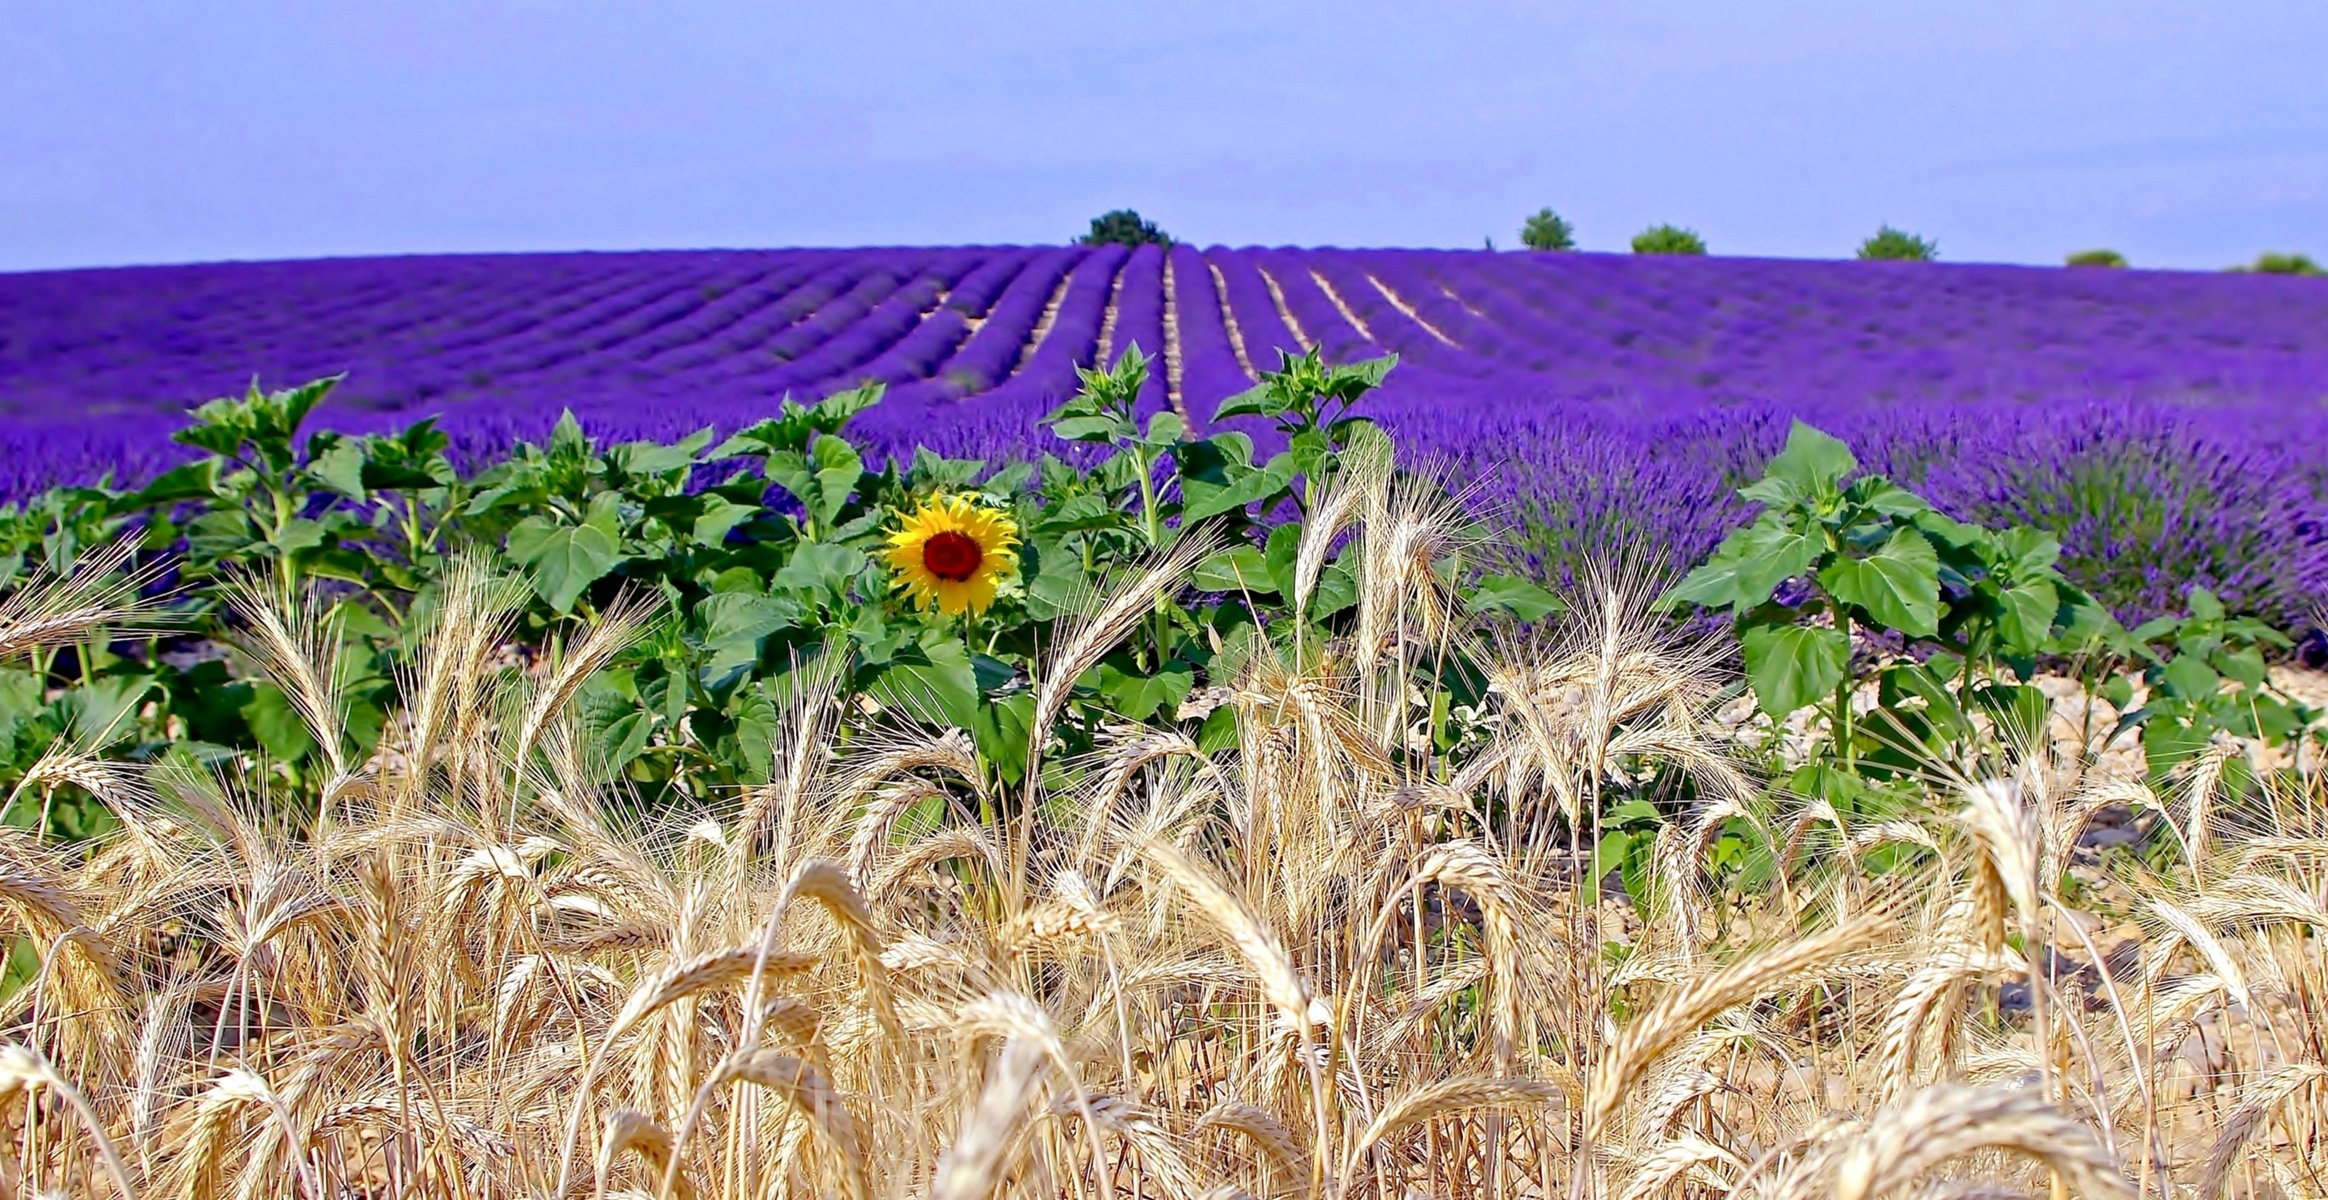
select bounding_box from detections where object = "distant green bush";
[2065,248,2128,268]
[2251,251,2323,276]
[1630,224,1706,255]
[1855,226,1938,261]
[1520,208,1577,251]
[1079,209,1173,247]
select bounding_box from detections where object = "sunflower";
[883,492,1020,616]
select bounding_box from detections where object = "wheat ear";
[1588,912,1886,1131]
[1338,1076,1557,1190]
[597,1109,695,1200]
[0,1042,137,1199]
[1824,1082,2133,1200]
[2195,1061,2328,1200]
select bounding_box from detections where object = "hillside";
[4,246,2326,620]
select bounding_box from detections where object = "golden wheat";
[0,458,2322,1199]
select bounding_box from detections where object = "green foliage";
[0,349,1552,828]
[2248,251,2323,276]
[2104,589,2312,782]
[2065,248,2127,268]
[1078,209,1173,248]
[1675,422,2320,824]
[1629,224,1706,256]
[1856,226,1938,261]
[1520,208,1577,252]
[1673,422,2114,787]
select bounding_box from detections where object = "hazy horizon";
[5,1,2323,273]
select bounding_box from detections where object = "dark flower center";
[922,531,983,582]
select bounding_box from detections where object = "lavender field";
[5,245,2327,621]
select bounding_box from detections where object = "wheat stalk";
[1589,912,1887,1131]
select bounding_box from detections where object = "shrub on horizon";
[2250,251,2323,276]
[1520,208,1577,251]
[1078,209,1173,248]
[1630,224,1707,255]
[2065,248,2128,268]
[1856,225,1938,261]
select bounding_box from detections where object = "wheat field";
[1,474,2323,1198]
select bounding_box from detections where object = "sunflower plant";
[0,347,1569,820]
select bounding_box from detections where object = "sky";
[3,1,2323,272]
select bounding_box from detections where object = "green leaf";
[1786,761,1870,813]
[807,435,865,526]
[63,675,156,745]
[1995,580,2060,652]
[1181,450,1297,523]
[1033,493,1120,534]
[272,375,340,436]
[772,542,867,597]
[506,517,623,614]
[1877,661,1975,743]
[1996,527,2063,576]
[1088,660,1195,723]
[1287,427,1333,479]
[240,681,318,762]
[1194,545,1275,595]
[725,689,782,782]
[1731,522,1824,607]
[969,690,1034,783]
[691,500,760,547]
[0,670,44,739]
[1328,353,1399,395]
[1740,623,1851,717]
[812,383,884,429]
[1019,540,1083,621]
[1669,540,1753,610]
[184,510,257,564]
[547,410,590,458]
[1816,528,1939,638]
[359,457,452,492]
[1846,477,1930,518]
[1685,519,1825,610]
[2141,715,2211,781]
[1762,421,1857,496]
[597,710,654,773]
[270,517,328,558]
[1196,704,1239,754]
[1593,828,1637,890]
[870,639,982,730]
[310,439,370,500]
[1969,682,2054,745]
[1309,562,1360,619]
[2160,653,2219,701]
[1468,574,1563,621]
[609,433,709,477]
[1261,522,1302,596]
[117,460,221,511]
[1049,414,1129,443]
[2217,645,2268,690]
[697,591,800,647]
[1139,411,1187,448]
[1211,383,1274,423]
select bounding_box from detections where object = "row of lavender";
[3,247,2326,622]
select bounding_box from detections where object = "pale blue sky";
[3,1,2322,271]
